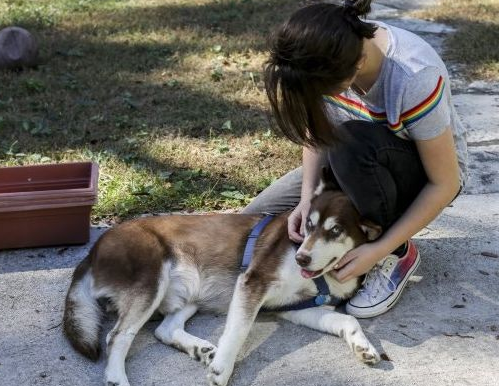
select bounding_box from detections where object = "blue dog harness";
[241,215,343,312]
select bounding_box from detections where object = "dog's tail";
[63,247,102,361]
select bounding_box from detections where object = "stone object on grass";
[0,26,39,70]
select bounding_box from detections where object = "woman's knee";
[242,167,303,214]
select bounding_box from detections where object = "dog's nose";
[295,253,311,267]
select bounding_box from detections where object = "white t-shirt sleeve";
[401,66,451,141]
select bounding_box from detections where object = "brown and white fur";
[63,178,382,386]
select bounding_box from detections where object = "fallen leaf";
[220,190,246,200]
[217,144,230,153]
[165,79,178,87]
[211,67,224,81]
[221,120,233,131]
[67,48,85,57]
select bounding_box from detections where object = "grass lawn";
[0,0,302,222]
[1,0,497,223]
[415,0,499,80]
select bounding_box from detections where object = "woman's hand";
[288,200,311,243]
[332,242,385,283]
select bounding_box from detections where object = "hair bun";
[343,0,372,17]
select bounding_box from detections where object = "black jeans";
[327,120,427,230]
[243,120,428,230]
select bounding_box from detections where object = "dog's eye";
[330,225,343,237]
[306,218,313,229]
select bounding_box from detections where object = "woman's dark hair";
[264,1,377,147]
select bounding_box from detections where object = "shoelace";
[357,257,398,302]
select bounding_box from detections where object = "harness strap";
[261,275,342,312]
[241,215,275,270]
[240,215,344,313]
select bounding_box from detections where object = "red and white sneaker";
[345,240,421,318]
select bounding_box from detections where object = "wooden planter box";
[0,162,98,250]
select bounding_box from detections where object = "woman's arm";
[333,127,461,282]
[288,146,326,242]
[374,127,461,256]
[301,146,327,200]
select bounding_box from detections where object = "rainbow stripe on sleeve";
[323,76,445,133]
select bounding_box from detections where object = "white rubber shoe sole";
[345,250,421,319]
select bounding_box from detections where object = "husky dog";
[63,175,382,386]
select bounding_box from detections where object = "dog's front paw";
[207,355,234,386]
[190,343,217,366]
[104,372,130,386]
[352,340,380,365]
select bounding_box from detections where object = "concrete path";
[1,1,498,386]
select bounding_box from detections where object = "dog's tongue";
[301,268,321,279]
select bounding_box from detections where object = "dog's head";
[295,168,382,279]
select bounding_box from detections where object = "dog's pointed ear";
[313,166,339,197]
[360,219,382,241]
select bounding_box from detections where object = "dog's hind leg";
[104,297,159,386]
[104,275,169,386]
[207,274,267,386]
[278,307,380,365]
[154,304,216,366]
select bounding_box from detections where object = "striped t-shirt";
[324,20,468,185]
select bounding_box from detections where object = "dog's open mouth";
[299,257,338,279]
[300,268,323,279]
